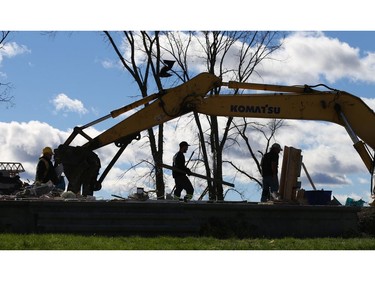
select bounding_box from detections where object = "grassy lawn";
[1,233,375,250]
[1,234,373,281]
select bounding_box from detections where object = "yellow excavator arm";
[196,83,375,173]
[57,72,375,194]
[83,73,222,150]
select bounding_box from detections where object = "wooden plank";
[160,164,235,187]
[279,146,289,197]
[279,146,302,201]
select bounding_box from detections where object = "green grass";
[1,234,375,250]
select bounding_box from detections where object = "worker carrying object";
[172,141,194,201]
[35,146,59,186]
[260,143,283,202]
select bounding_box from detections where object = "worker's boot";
[184,194,193,202]
[173,194,180,200]
[271,192,280,201]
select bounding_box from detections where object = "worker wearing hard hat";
[34,146,59,186]
[260,143,283,202]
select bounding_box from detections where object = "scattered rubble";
[0,183,97,201]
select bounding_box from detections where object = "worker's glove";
[186,168,192,176]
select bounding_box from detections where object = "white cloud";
[0,41,31,65]
[0,121,69,181]
[51,93,88,115]
[100,59,120,69]
[362,97,375,111]
[254,31,375,85]
[114,31,375,87]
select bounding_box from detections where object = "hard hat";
[42,147,54,155]
[271,143,283,151]
[179,141,190,147]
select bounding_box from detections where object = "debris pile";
[0,181,97,201]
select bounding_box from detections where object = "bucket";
[304,190,332,205]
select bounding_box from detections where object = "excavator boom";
[84,73,222,151]
[196,89,375,174]
[56,72,375,195]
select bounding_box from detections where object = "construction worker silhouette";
[35,147,58,186]
[260,143,282,202]
[172,141,194,201]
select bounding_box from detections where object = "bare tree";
[0,31,10,45]
[103,31,168,199]
[163,31,284,200]
[0,31,14,106]
[102,31,284,201]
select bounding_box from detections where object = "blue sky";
[1,32,132,129]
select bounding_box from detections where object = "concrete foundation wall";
[0,200,361,238]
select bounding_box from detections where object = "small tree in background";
[0,31,14,106]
